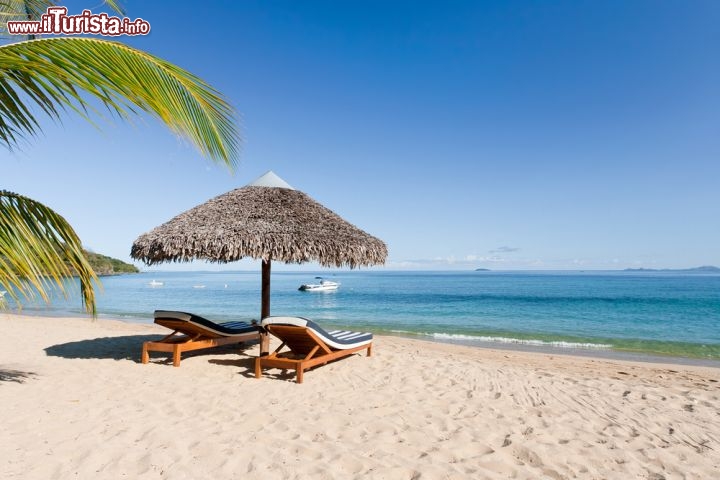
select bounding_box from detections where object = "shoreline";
[423,333,720,369]
[7,309,720,369]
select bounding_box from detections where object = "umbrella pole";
[260,259,271,354]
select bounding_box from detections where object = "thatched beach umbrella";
[130,171,387,352]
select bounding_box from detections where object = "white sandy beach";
[1,313,718,479]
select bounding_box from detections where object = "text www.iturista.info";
[7,7,150,36]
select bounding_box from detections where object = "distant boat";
[299,278,339,292]
[192,285,206,289]
[148,280,164,287]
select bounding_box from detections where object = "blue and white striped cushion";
[154,310,258,336]
[220,321,254,330]
[261,316,372,349]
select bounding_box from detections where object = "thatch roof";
[130,173,387,268]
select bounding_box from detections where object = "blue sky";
[4,1,719,270]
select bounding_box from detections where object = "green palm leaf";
[0,190,98,314]
[0,1,125,39]
[0,37,239,167]
[0,1,55,21]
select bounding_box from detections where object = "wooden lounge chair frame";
[142,312,261,367]
[255,322,372,383]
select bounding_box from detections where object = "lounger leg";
[141,343,149,364]
[254,357,262,379]
[296,365,303,384]
[260,332,270,355]
[172,345,181,367]
[367,344,372,357]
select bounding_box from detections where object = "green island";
[84,251,139,275]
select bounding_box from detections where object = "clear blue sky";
[4,1,719,270]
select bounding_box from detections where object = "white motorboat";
[148,280,164,287]
[298,278,339,292]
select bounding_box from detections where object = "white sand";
[1,313,718,479]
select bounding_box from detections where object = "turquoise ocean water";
[12,270,720,363]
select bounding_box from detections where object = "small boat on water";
[148,280,164,287]
[299,278,339,292]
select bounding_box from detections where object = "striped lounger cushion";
[154,310,258,335]
[261,316,372,349]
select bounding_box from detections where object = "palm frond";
[0,190,99,315]
[0,1,124,23]
[0,37,239,167]
[0,0,53,40]
[101,0,125,15]
[0,0,54,19]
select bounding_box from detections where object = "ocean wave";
[431,333,613,349]
[389,330,613,350]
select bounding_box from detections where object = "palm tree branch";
[0,77,40,138]
[0,1,125,28]
[0,190,99,314]
[0,37,239,167]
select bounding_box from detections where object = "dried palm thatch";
[130,177,387,268]
[131,172,386,350]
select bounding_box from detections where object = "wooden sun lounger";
[142,310,261,367]
[255,316,373,383]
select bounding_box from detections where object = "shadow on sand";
[45,335,163,362]
[207,352,292,380]
[0,369,37,383]
[45,335,260,366]
[217,355,342,383]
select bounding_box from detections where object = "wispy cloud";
[384,254,660,271]
[489,246,520,254]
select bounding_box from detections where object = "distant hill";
[474,268,491,271]
[85,251,139,275]
[623,266,720,273]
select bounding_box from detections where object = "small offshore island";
[84,251,138,275]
